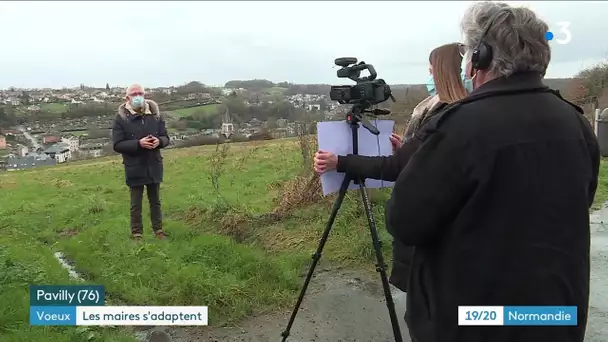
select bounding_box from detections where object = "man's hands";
[314,150,338,174]
[150,136,160,149]
[139,135,160,149]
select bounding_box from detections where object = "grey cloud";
[0,1,605,88]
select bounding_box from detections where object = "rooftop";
[43,143,70,154]
[5,153,57,170]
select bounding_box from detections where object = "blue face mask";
[426,76,436,97]
[131,95,145,108]
[462,74,473,93]
[461,58,474,93]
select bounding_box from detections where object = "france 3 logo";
[546,22,572,45]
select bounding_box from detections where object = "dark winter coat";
[112,100,170,187]
[386,72,599,342]
[337,102,448,292]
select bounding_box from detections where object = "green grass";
[0,138,396,341]
[1,139,607,341]
[592,158,608,210]
[68,130,88,137]
[0,241,135,342]
[264,87,287,94]
[40,103,68,114]
[171,104,221,117]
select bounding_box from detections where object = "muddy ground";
[117,205,608,342]
[138,267,409,342]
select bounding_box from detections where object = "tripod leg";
[281,176,351,342]
[357,180,404,342]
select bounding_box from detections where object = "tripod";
[280,104,404,342]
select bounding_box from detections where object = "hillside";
[0,138,397,341]
[223,78,574,93]
[392,78,573,91]
[2,137,607,341]
[542,78,573,92]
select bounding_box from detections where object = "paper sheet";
[317,119,395,196]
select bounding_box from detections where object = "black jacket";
[337,103,449,292]
[112,100,170,187]
[386,72,599,342]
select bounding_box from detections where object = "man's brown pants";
[130,183,162,235]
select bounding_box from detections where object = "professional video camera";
[329,57,395,107]
[281,57,404,342]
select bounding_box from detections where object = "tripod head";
[346,102,391,136]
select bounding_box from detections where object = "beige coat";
[403,95,443,140]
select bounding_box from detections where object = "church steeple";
[221,108,234,138]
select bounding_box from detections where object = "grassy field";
[593,160,608,210]
[0,138,397,341]
[1,138,607,342]
[67,130,88,137]
[171,104,221,117]
[40,103,69,114]
[264,86,287,95]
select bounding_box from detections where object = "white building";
[16,145,28,157]
[43,143,71,163]
[79,143,104,158]
[61,136,80,152]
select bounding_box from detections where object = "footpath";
[105,206,608,342]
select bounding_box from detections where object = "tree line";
[169,96,326,131]
[564,62,608,114]
[224,79,331,96]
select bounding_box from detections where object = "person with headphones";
[384,2,598,342]
[313,43,470,311]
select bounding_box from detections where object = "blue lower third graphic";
[503,306,577,326]
[30,306,76,326]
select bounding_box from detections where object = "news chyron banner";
[458,306,578,326]
[30,285,208,326]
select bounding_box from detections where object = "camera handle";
[280,104,404,342]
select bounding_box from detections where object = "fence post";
[595,108,601,137]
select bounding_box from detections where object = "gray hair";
[460,1,551,77]
[126,84,145,96]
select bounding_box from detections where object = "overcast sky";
[0,1,605,89]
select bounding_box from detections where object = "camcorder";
[329,57,395,107]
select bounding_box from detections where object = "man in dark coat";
[385,2,599,342]
[112,84,170,240]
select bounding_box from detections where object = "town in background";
[0,69,606,172]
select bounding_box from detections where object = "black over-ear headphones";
[470,8,509,71]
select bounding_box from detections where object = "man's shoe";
[155,231,167,240]
[131,233,143,241]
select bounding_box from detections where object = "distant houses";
[3,129,22,137]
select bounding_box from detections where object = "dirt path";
[135,204,608,342]
[137,267,409,342]
[587,208,608,342]
[181,267,407,342]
